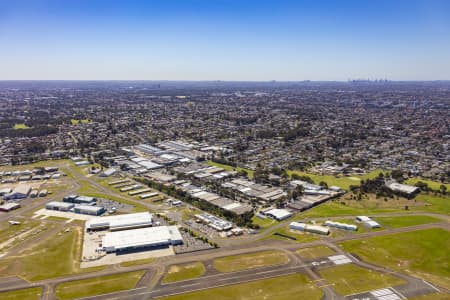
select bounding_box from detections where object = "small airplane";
[8,221,21,225]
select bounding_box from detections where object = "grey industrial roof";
[46,201,74,208]
[86,212,152,229]
[102,225,182,250]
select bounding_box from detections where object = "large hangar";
[86,212,153,231]
[102,225,183,253]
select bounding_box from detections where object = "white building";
[86,212,153,231]
[0,202,21,212]
[46,201,75,212]
[195,213,233,231]
[289,222,330,235]
[386,182,419,196]
[263,208,293,221]
[0,188,12,196]
[74,205,105,216]
[355,216,381,228]
[3,184,31,200]
[102,225,183,253]
[100,168,117,177]
[324,220,358,231]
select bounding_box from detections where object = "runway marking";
[159,263,309,286]
[421,280,440,292]
[179,282,201,288]
[76,286,147,300]
[317,284,334,288]
[134,271,301,299]
[218,268,297,281]
[391,287,407,300]
[346,286,394,298]
[17,275,31,284]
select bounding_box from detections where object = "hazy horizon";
[1,0,450,81]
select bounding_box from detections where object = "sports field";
[13,123,31,129]
[71,119,91,125]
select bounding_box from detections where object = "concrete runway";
[0,163,448,299]
[0,221,447,300]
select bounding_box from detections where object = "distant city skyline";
[1,0,450,80]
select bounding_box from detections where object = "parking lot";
[97,198,134,213]
[184,219,222,239]
[174,230,214,254]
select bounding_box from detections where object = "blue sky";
[1,0,449,80]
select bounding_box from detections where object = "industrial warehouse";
[289,222,330,235]
[102,226,183,253]
[86,212,153,231]
[46,201,106,216]
[81,212,184,267]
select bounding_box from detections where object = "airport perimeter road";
[218,211,450,247]
[66,249,438,300]
[69,260,320,300]
[0,221,448,298]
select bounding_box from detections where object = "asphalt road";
[0,222,447,300]
[0,163,448,300]
[66,246,441,300]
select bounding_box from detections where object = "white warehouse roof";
[356,216,372,222]
[46,201,75,209]
[102,225,183,252]
[13,184,32,195]
[86,212,152,230]
[386,182,419,195]
[138,160,163,170]
[264,208,293,220]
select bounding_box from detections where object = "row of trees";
[359,173,396,198]
[414,181,447,195]
[0,125,57,138]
